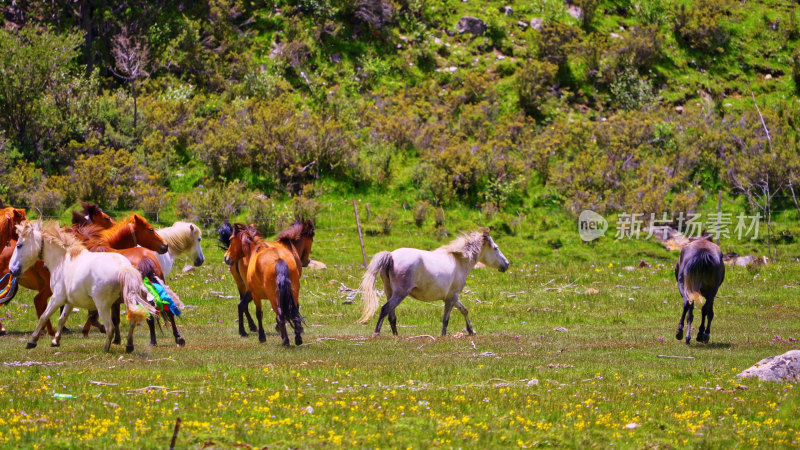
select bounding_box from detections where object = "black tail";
[275,259,298,323]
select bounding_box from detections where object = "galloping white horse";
[9,221,156,352]
[154,221,205,278]
[359,229,509,336]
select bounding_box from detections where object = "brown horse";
[675,236,725,345]
[219,221,314,337]
[223,223,307,346]
[71,202,114,228]
[0,207,29,335]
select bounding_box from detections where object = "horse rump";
[681,244,722,307]
[118,266,157,324]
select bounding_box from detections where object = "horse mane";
[218,221,233,249]
[277,221,315,243]
[81,202,109,221]
[2,207,27,242]
[158,222,198,254]
[41,222,86,258]
[439,229,489,262]
[67,223,114,252]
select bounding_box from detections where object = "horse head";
[223,223,249,266]
[131,214,169,254]
[188,223,205,266]
[478,229,509,272]
[80,202,114,228]
[2,207,27,244]
[9,221,42,276]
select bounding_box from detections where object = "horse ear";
[14,209,26,221]
[189,224,196,233]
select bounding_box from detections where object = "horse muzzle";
[499,262,509,273]
[223,255,233,266]
[194,256,205,267]
[158,243,169,254]
[9,263,21,277]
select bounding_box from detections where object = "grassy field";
[1,201,799,448]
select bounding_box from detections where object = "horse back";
[678,238,724,293]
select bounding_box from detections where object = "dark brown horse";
[219,221,314,337]
[71,202,114,228]
[675,237,725,345]
[223,223,311,346]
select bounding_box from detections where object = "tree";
[111,27,149,133]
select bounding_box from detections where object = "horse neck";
[103,223,136,249]
[41,239,69,275]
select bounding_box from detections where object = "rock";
[736,350,800,382]
[675,105,684,114]
[554,327,568,332]
[307,260,327,270]
[610,32,622,39]
[456,16,487,35]
[530,18,543,31]
[765,73,773,80]
[329,53,341,63]
[585,288,599,294]
[500,6,513,16]
[623,266,636,271]
[434,37,442,45]
[567,5,583,20]
[625,422,640,430]
[638,260,652,269]
[527,379,539,386]
[182,265,195,273]
[724,254,768,267]
[518,20,529,29]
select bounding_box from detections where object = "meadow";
[0,200,799,448]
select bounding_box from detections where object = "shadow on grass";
[692,342,733,349]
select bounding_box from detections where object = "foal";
[675,237,725,345]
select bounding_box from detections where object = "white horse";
[358,229,509,336]
[154,222,205,278]
[9,221,156,352]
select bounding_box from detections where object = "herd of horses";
[0,201,725,353]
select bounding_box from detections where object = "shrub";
[609,65,656,111]
[793,50,800,92]
[537,22,579,68]
[249,193,292,237]
[412,201,430,228]
[674,0,731,54]
[190,180,248,228]
[26,185,64,218]
[136,177,169,223]
[375,210,397,235]
[516,60,558,119]
[292,196,319,224]
[67,148,148,209]
[633,0,670,26]
[434,207,446,228]
[175,196,198,221]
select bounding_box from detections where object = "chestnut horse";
[219,221,314,337]
[0,207,28,335]
[223,224,307,346]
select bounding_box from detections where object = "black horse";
[675,236,725,345]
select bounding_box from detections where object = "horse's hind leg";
[147,315,157,346]
[454,298,475,335]
[98,307,115,352]
[242,292,257,332]
[685,304,695,345]
[254,299,267,343]
[111,301,121,345]
[51,304,73,347]
[33,290,56,336]
[388,310,398,336]
[169,312,185,347]
[374,292,407,337]
[676,300,689,340]
[126,316,137,353]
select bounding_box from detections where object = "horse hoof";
[259,335,267,343]
[249,325,258,333]
[50,340,60,347]
[0,329,6,336]
[98,325,106,334]
[282,340,290,347]
[177,338,186,347]
[371,332,380,338]
[113,339,121,345]
[125,345,134,353]
[295,335,303,346]
[685,337,691,345]
[239,331,249,337]
[675,330,684,340]
[26,342,37,349]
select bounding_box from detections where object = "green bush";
[515,60,558,120]
[674,0,731,54]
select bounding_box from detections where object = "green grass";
[2,201,800,448]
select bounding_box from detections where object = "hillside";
[1,0,800,256]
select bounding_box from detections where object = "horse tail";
[275,259,297,323]
[136,256,158,279]
[683,247,720,308]
[358,251,393,324]
[118,265,157,324]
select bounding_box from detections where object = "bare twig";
[657,355,695,360]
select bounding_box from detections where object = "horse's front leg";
[454,298,475,335]
[51,303,73,347]
[685,304,695,345]
[441,301,454,336]
[33,289,56,336]
[169,312,185,347]
[237,293,251,337]
[28,290,66,349]
[254,298,267,343]
[126,314,137,353]
[242,292,257,332]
